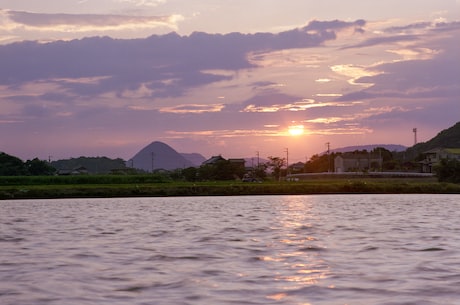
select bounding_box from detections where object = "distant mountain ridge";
[328,122,460,159]
[130,141,206,171]
[180,153,206,166]
[330,144,407,154]
[130,122,460,171]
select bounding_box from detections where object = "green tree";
[198,160,244,181]
[435,158,460,183]
[266,156,285,181]
[253,164,267,180]
[371,147,397,171]
[182,167,198,181]
[0,152,27,176]
[25,158,56,175]
[304,153,335,173]
[51,157,127,174]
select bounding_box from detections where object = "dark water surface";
[1,194,460,305]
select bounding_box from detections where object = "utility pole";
[326,142,331,172]
[284,148,289,176]
[256,151,260,167]
[413,128,417,145]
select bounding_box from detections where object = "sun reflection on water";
[264,196,331,299]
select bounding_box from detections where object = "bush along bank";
[1,179,460,200]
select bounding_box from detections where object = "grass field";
[1,175,459,200]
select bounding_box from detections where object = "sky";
[1,0,459,163]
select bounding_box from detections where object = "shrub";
[435,158,460,183]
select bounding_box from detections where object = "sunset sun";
[288,125,304,136]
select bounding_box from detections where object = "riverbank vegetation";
[1,175,459,200]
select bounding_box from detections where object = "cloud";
[384,22,432,33]
[341,34,420,49]
[0,19,364,100]
[342,20,460,50]
[305,19,366,32]
[334,20,460,105]
[385,20,460,34]
[241,95,362,113]
[116,0,167,7]
[166,128,282,138]
[1,17,458,161]
[159,104,224,114]
[2,9,182,32]
[339,33,460,102]
[330,64,378,86]
[430,21,460,33]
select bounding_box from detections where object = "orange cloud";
[159,104,224,114]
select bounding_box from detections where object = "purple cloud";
[341,34,419,50]
[1,17,458,161]
[384,22,432,33]
[305,19,365,31]
[7,10,170,27]
[338,20,460,103]
[0,19,366,100]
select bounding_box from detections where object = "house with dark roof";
[289,162,305,173]
[202,155,245,168]
[56,166,88,175]
[202,155,226,165]
[200,155,246,180]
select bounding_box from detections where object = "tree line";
[0,152,126,176]
[1,150,459,183]
[0,153,55,176]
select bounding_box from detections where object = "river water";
[1,194,460,305]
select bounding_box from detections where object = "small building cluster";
[419,148,460,173]
[334,153,383,173]
[202,155,245,168]
[56,166,88,175]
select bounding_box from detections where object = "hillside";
[130,141,198,172]
[405,121,460,159]
[180,153,206,166]
[331,144,407,154]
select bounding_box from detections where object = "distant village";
[54,144,416,175]
[3,144,458,182]
[197,147,459,181]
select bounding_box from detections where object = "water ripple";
[1,194,459,305]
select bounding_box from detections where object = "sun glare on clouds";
[288,125,304,136]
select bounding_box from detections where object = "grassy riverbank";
[1,175,459,199]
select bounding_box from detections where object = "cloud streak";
[1,9,183,36]
[8,10,176,28]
